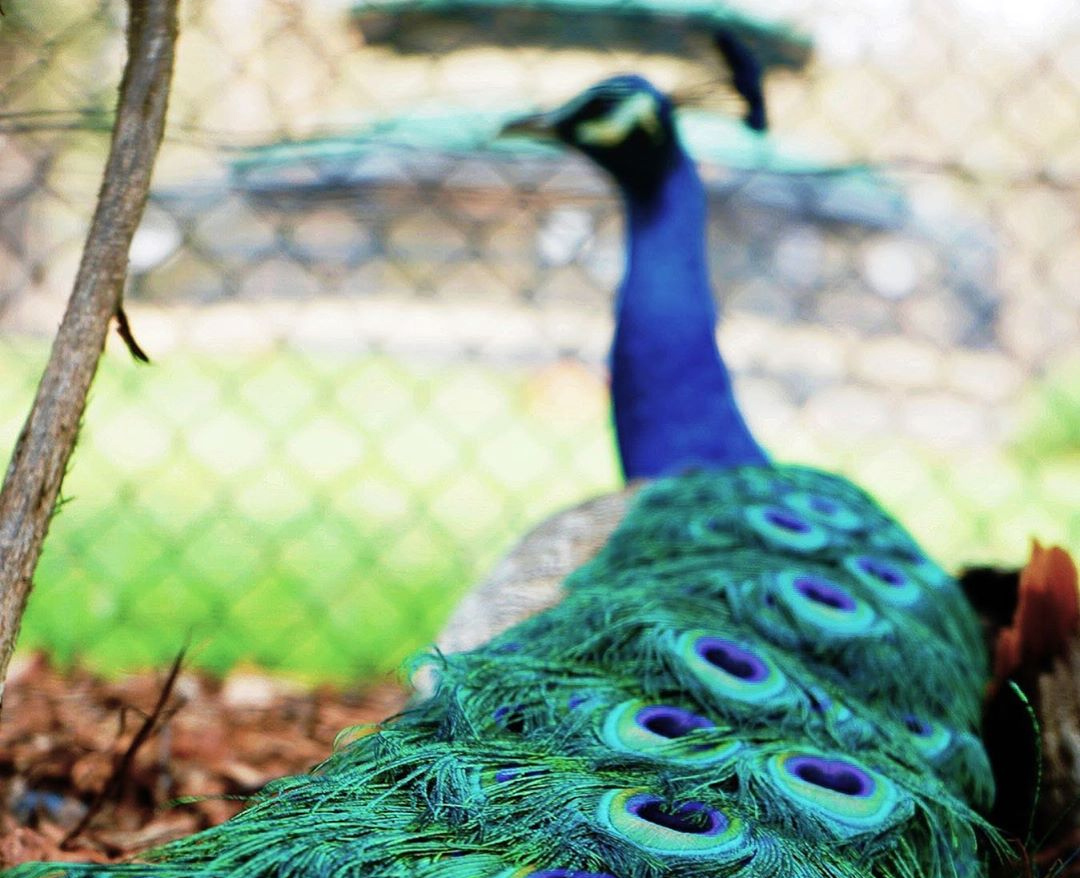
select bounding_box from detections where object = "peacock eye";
[602,700,740,765]
[766,752,903,834]
[899,713,953,759]
[858,557,906,586]
[773,569,880,638]
[843,554,924,607]
[767,508,811,532]
[891,543,951,588]
[635,704,713,738]
[745,505,830,553]
[629,798,722,834]
[597,789,749,857]
[698,637,769,681]
[784,491,865,532]
[677,632,795,709]
[793,575,857,611]
[785,755,874,797]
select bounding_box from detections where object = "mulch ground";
[0,653,406,869]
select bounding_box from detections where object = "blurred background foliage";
[1,0,1079,683]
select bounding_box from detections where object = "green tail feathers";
[8,466,998,878]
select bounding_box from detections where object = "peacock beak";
[499,110,561,140]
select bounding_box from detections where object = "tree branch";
[0,0,179,709]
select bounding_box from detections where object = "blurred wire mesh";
[1,0,1079,683]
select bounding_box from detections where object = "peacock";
[7,76,1022,878]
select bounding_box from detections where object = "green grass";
[1,341,618,683]
[1014,357,1080,462]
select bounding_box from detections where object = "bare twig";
[0,0,179,710]
[116,305,151,363]
[61,647,187,847]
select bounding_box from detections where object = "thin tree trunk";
[0,0,179,710]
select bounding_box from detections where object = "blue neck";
[612,149,767,480]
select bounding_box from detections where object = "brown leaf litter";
[0,652,406,868]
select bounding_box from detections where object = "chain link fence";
[2,0,1079,683]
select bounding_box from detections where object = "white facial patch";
[575,91,662,147]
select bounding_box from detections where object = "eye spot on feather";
[700,638,768,681]
[745,505,829,553]
[843,554,922,606]
[632,798,721,834]
[678,632,792,706]
[774,570,878,636]
[784,491,865,532]
[598,789,749,856]
[767,752,903,833]
[891,543,951,588]
[861,557,904,585]
[767,508,811,533]
[795,576,856,611]
[899,713,953,758]
[638,704,713,738]
[602,700,741,764]
[788,756,873,796]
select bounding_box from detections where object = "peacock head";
[502,75,681,200]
